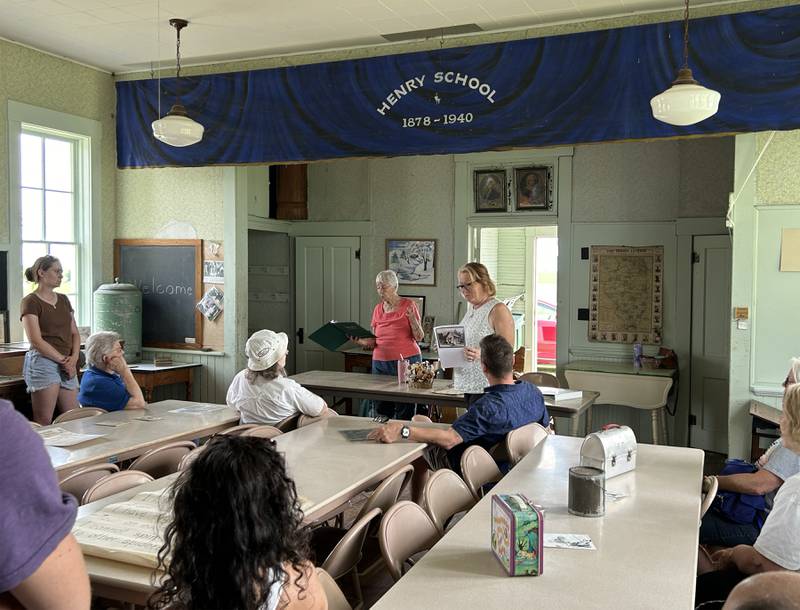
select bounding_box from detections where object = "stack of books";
[153,357,173,367]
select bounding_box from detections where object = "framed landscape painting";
[386,239,437,286]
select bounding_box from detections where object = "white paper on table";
[73,490,171,568]
[543,534,596,550]
[168,404,227,415]
[37,427,104,447]
[434,324,469,369]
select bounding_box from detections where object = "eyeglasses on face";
[457,281,475,291]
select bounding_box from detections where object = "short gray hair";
[86,331,121,368]
[375,269,398,289]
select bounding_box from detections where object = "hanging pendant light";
[152,18,204,147]
[650,0,720,126]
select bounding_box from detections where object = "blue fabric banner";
[116,6,800,168]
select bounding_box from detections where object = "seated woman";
[226,329,329,425]
[695,383,800,607]
[701,358,800,547]
[77,331,146,411]
[150,434,326,610]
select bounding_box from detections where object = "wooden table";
[0,343,29,412]
[74,415,431,604]
[374,435,704,610]
[750,399,782,461]
[128,362,202,402]
[565,360,676,444]
[41,400,239,477]
[291,370,598,435]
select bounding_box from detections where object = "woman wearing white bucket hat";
[226,329,330,424]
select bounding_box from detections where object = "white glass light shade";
[151,104,204,147]
[650,69,721,127]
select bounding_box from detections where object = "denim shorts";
[23,349,79,393]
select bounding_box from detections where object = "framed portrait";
[514,166,552,211]
[400,295,426,318]
[474,169,507,213]
[386,239,437,286]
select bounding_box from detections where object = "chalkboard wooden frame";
[114,239,203,350]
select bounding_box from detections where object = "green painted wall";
[115,167,225,240]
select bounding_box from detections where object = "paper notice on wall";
[780,229,800,271]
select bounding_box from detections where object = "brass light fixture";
[650,0,720,126]
[151,18,204,147]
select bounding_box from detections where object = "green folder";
[308,321,375,352]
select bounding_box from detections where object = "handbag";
[710,459,767,528]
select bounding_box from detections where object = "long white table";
[74,415,430,604]
[291,370,599,435]
[374,436,704,610]
[40,400,239,477]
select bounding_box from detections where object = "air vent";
[381,24,482,43]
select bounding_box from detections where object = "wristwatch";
[400,426,411,439]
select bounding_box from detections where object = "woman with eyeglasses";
[453,263,515,401]
[350,270,424,420]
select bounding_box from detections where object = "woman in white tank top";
[452,263,516,395]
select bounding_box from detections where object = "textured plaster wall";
[572,141,681,222]
[308,159,370,221]
[755,130,800,205]
[368,155,456,325]
[116,167,225,240]
[0,39,116,277]
[571,138,732,222]
[679,137,734,217]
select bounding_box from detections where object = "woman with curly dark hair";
[149,435,327,610]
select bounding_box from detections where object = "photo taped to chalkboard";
[114,239,203,350]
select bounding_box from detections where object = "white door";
[295,236,360,372]
[690,235,732,452]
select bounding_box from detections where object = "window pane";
[45,191,74,242]
[21,188,43,241]
[20,133,42,188]
[50,243,77,296]
[45,138,73,192]
[22,242,47,293]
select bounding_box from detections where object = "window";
[20,129,81,313]
[7,101,102,338]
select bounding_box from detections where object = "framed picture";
[386,239,437,286]
[514,166,552,210]
[474,169,507,212]
[400,295,425,318]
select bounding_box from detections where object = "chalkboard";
[114,239,202,349]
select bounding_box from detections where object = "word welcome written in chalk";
[375,72,497,116]
[133,278,194,297]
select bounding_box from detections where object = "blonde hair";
[785,357,800,387]
[783,384,800,447]
[457,262,496,296]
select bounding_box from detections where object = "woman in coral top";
[351,270,424,420]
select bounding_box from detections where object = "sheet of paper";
[431,387,464,396]
[780,228,800,271]
[543,534,596,550]
[75,489,317,568]
[434,324,469,369]
[168,404,227,415]
[93,421,129,428]
[73,490,171,568]
[339,429,374,441]
[37,427,104,447]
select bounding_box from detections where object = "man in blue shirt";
[370,333,549,500]
[78,331,146,412]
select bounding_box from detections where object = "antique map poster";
[589,246,663,344]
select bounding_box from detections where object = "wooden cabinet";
[275,164,308,220]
